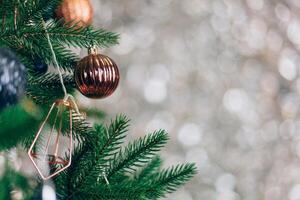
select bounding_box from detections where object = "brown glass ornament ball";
[74,51,120,99]
[56,0,93,27]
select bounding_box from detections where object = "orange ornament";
[56,0,93,27]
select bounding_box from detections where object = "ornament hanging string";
[42,19,67,97]
[42,19,109,185]
[14,5,18,31]
[41,18,110,184]
[41,18,81,115]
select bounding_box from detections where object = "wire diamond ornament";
[28,99,73,180]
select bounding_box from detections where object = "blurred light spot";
[289,184,300,200]
[146,118,169,133]
[186,148,208,168]
[260,73,279,95]
[295,141,300,158]
[163,36,187,61]
[279,119,295,139]
[0,155,4,177]
[247,18,267,50]
[280,93,299,119]
[212,1,228,18]
[134,26,155,49]
[237,127,258,147]
[151,0,173,8]
[42,185,56,200]
[246,0,264,10]
[211,15,230,32]
[229,4,247,24]
[223,89,249,113]
[172,190,193,200]
[266,30,283,52]
[181,0,210,16]
[288,20,300,45]
[198,21,218,43]
[290,0,300,8]
[218,51,238,73]
[217,190,239,200]
[0,155,4,167]
[275,3,290,22]
[211,1,229,31]
[215,173,236,192]
[93,2,112,26]
[126,64,146,90]
[12,190,23,200]
[146,111,175,132]
[261,121,278,142]
[295,78,300,94]
[198,190,218,199]
[112,32,135,55]
[177,123,202,146]
[265,186,282,200]
[143,79,167,103]
[231,23,248,41]
[8,149,21,171]
[278,54,297,81]
[148,64,170,83]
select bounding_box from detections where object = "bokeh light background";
[80,0,300,199]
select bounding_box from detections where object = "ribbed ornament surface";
[74,54,120,98]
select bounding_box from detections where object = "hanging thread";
[42,19,67,97]
[41,18,82,116]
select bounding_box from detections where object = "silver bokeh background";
[79,0,300,199]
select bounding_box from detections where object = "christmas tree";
[0,0,196,199]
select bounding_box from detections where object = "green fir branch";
[55,116,130,199]
[0,102,40,151]
[23,20,119,48]
[1,20,119,49]
[26,73,75,104]
[27,39,78,71]
[134,156,162,183]
[69,183,146,200]
[107,130,169,179]
[0,35,78,71]
[18,0,62,21]
[28,73,75,89]
[145,163,197,199]
[0,2,197,199]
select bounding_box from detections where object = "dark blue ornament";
[0,48,26,111]
[42,13,54,21]
[33,59,48,74]
[42,9,55,21]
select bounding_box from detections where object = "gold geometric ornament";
[28,98,74,180]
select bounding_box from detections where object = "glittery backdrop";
[81,0,300,199]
